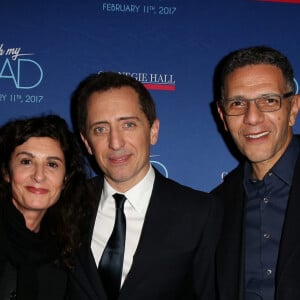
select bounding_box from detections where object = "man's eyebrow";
[227,92,281,100]
[89,117,142,129]
[89,120,109,128]
[118,116,140,121]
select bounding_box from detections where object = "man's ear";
[289,94,300,127]
[80,133,93,155]
[217,102,229,131]
[150,119,160,145]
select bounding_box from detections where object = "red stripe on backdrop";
[143,84,176,91]
[257,0,300,3]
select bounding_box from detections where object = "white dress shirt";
[91,166,155,286]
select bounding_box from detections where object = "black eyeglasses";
[221,91,294,116]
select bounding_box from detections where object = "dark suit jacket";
[212,136,300,300]
[68,169,219,300]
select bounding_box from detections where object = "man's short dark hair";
[71,72,157,136]
[219,46,295,98]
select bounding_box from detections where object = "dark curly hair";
[0,114,87,269]
[71,71,157,138]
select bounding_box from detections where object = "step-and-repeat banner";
[1,0,300,191]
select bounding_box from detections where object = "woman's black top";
[0,199,67,300]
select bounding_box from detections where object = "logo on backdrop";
[123,71,176,91]
[100,2,177,16]
[150,155,169,178]
[98,70,176,91]
[0,43,44,105]
[294,78,299,94]
[0,43,43,89]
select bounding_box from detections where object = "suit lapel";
[76,245,108,300]
[120,171,176,296]
[74,176,108,300]
[215,166,245,300]
[276,153,300,283]
[86,176,104,243]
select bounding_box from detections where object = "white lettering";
[102,3,140,13]
[0,44,4,55]
[6,47,21,61]
[150,73,175,84]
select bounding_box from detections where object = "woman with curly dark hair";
[0,114,87,300]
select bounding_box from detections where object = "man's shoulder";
[155,169,206,191]
[223,164,244,181]
[294,134,300,141]
[153,169,213,204]
[152,171,218,230]
[211,163,244,196]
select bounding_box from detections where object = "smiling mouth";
[109,154,131,164]
[246,131,270,139]
[26,186,48,194]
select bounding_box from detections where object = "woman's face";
[5,137,66,228]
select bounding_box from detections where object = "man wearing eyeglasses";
[212,46,300,300]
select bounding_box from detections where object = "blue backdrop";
[1,0,300,191]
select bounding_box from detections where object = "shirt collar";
[244,136,299,185]
[101,166,155,214]
[272,136,299,185]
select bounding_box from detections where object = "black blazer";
[68,169,219,300]
[212,136,300,300]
